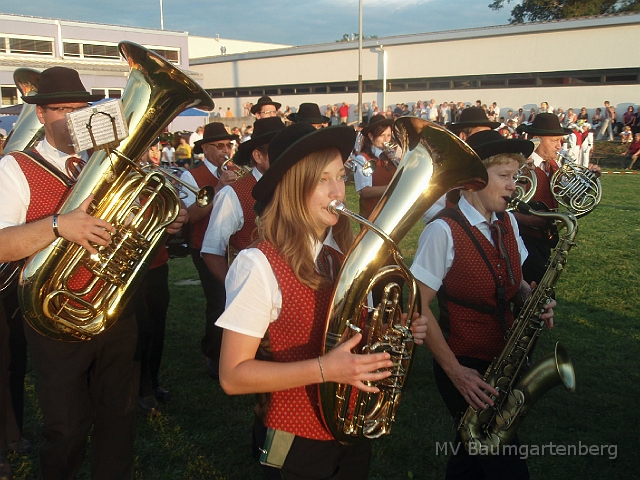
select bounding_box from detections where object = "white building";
[190,13,640,120]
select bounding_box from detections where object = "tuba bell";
[18,41,214,341]
[320,117,488,441]
[0,68,42,296]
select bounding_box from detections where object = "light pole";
[378,45,387,115]
[357,0,363,125]
[160,0,164,30]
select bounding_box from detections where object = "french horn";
[320,117,488,441]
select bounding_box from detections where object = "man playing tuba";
[0,67,186,478]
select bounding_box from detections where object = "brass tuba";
[320,117,488,441]
[19,41,214,341]
[459,201,577,452]
[0,68,42,296]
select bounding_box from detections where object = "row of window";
[0,35,179,62]
[205,68,640,98]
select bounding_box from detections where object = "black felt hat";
[232,117,285,166]
[287,103,330,124]
[252,123,356,215]
[361,114,393,135]
[250,95,281,115]
[466,129,534,161]
[518,113,572,136]
[446,106,500,132]
[193,122,239,154]
[22,67,103,105]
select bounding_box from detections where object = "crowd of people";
[0,66,616,480]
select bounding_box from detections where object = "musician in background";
[180,122,239,380]
[216,122,404,479]
[421,106,500,225]
[353,114,396,220]
[515,114,600,285]
[251,96,281,119]
[201,117,284,285]
[0,66,186,479]
[411,130,555,479]
[287,103,330,130]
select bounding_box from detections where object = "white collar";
[311,228,342,261]
[204,158,219,177]
[35,138,88,173]
[530,151,545,168]
[459,194,498,228]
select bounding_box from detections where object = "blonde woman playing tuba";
[217,123,426,479]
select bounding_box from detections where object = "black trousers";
[190,249,225,364]
[521,234,552,286]
[25,309,139,480]
[433,358,529,480]
[1,288,28,451]
[135,263,170,397]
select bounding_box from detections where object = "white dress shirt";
[179,160,218,208]
[410,195,528,292]
[216,230,342,338]
[353,146,383,193]
[201,168,262,256]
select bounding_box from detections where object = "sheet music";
[66,99,128,153]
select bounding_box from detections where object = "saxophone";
[18,42,214,341]
[320,117,488,442]
[459,201,577,451]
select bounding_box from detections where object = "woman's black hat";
[252,123,356,215]
[466,129,534,160]
[250,96,281,115]
[193,122,239,154]
[233,117,285,166]
[22,67,103,105]
[361,114,393,135]
[518,113,572,136]
[446,106,500,132]
[287,103,330,124]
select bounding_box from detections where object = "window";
[63,42,81,57]
[429,81,450,89]
[508,78,536,86]
[8,38,53,55]
[604,74,637,84]
[152,48,179,63]
[454,80,478,88]
[280,88,294,94]
[479,79,504,87]
[0,38,6,53]
[1,86,19,106]
[82,44,120,60]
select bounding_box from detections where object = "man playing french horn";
[0,67,187,479]
[515,113,601,285]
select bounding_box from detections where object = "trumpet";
[381,141,401,167]
[220,157,252,179]
[345,154,376,176]
[143,165,214,207]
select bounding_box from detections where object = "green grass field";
[8,173,639,479]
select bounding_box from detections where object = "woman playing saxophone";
[410,130,555,479]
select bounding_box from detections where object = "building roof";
[190,12,640,65]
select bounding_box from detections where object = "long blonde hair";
[258,148,354,290]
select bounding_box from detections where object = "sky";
[1,0,514,46]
